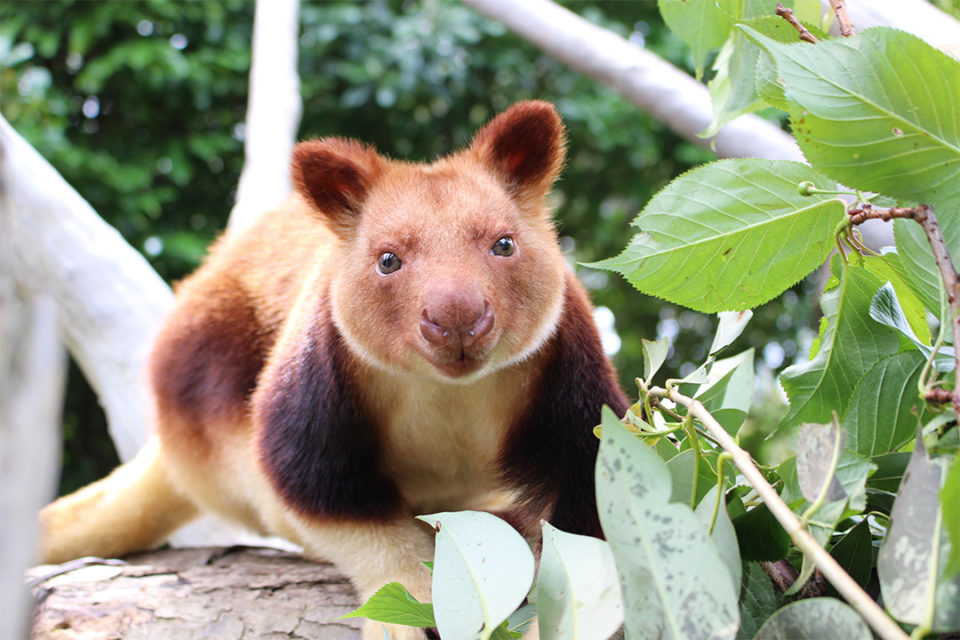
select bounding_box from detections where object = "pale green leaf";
[667,448,725,508]
[841,351,928,456]
[536,523,623,640]
[779,451,876,548]
[791,0,821,25]
[658,0,736,80]
[737,562,778,640]
[695,483,742,593]
[942,455,960,578]
[742,26,960,214]
[695,348,755,435]
[778,257,900,430]
[592,159,846,313]
[795,421,846,503]
[878,437,960,631]
[753,598,871,640]
[596,407,740,640]
[418,511,535,640]
[710,310,753,355]
[343,582,435,627]
[642,336,671,382]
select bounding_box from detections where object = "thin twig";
[925,388,954,405]
[647,387,910,640]
[829,0,856,36]
[775,3,819,43]
[847,203,927,225]
[914,205,960,417]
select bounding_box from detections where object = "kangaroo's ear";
[291,138,384,236]
[469,101,566,209]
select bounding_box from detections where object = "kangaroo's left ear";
[469,101,567,210]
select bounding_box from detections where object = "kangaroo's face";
[291,101,568,382]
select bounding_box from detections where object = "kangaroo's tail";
[38,436,198,564]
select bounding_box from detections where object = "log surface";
[28,546,363,640]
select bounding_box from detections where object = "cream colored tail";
[38,436,198,564]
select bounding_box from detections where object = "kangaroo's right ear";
[291,138,384,236]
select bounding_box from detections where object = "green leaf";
[827,520,873,594]
[778,257,900,430]
[705,15,830,137]
[943,455,960,578]
[695,348,755,435]
[841,351,928,457]
[591,159,846,313]
[863,253,932,345]
[658,0,736,80]
[695,483,742,593]
[596,407,740,640]
[343,582,435,627]
[536,523,623,640]
[703,32,765,138]
[667,448,726,508]
[642,336,671,381]
[894,219,946,318]
[418,511,535,640]
[741,26,960,214]
[753,598,871,640]
[869,283,953,371]
[732,503,790,562]
[868,452,912,493]
[736,562,778,640]
[878,436,960,631]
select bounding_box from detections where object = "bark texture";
[28,547,363,640]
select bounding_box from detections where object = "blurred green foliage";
[1,0,811,493]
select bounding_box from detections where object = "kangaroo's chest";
[369,369,537,514]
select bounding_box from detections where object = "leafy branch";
[646,385,910,640]
[846,203,960,415]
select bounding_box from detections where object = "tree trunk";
[28,547,363,640]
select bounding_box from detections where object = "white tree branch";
[227,0,303,233]
[0,113,172,463]
[461,0,804,162]
[0,291,64,640]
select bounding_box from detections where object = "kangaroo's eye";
[377,252,402,275]
[491,236,515,257]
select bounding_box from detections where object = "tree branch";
[829,0,857,36]
[776,3,820,43]
[0,291,64,640]
[461,0,804,162]
[0,113,171,462]
[227,0,302,233]
[646,387,910,640]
